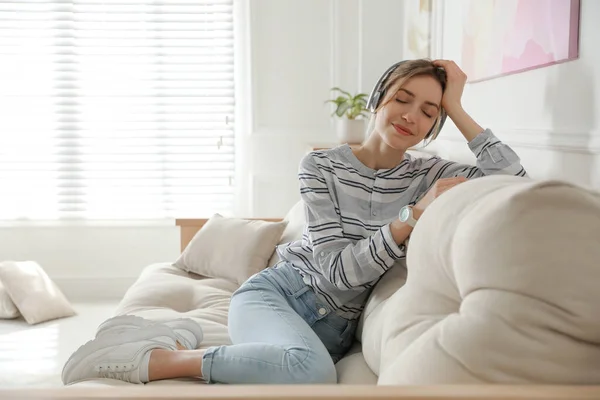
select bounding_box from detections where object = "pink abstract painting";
[462,0,580,82]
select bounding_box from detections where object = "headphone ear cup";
[367,61,406,113]
[368,92,380,112]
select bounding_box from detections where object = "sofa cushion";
[174,214,287,285]
[335,342,378,384]
[358,264,407,376]
[374,175,600,384]
[114,263,238,349]
[69,264,236,387]
[73,261,377,386]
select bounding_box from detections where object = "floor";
[0,301,119,388]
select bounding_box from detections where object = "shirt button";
[320,251,325,256]
[318,308,327,315]
[372,211,377,216]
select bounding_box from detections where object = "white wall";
[1,0,597,301]
[0,222,180,300]
[238,0,406,220]
[425,0,600,190]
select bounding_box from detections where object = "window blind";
[0,0,235,220]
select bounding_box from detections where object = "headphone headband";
[366,60,447,138]
[366,61,407,113]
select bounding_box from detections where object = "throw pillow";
[0,280,20,319]
[0,261,76,325]
[267,200,306,268]
[174,214,287,285]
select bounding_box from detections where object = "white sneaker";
[62,324,177,385]
[96,315,204,350]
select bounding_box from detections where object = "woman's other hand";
[432,59,467,115]
[414,176,468,215]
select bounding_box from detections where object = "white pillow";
[0,280,20,319]
[0,261,76,325]
[174,214,287,285]
[267,200,306,268]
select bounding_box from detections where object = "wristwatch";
[399,205,418,227]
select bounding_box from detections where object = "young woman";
[62,59,527,385]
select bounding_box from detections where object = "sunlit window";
[0,0,235,220]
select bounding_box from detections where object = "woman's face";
[374,74,443,150]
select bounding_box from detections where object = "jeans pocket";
[320,312,350,333]
[335,316,357,347]
[268,263,310,296]
[314,313,357,362]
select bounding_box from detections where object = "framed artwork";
[404,0,433,59]
[462,0,581,82]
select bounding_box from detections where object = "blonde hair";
[366,59,446,146]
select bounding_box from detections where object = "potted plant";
[325,87,370,144]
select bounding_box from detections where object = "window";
[0,0,235,220]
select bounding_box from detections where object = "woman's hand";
[414,176,468,215]
[391,177,467,245]
[432,59,467,115]
[432,60,483,142]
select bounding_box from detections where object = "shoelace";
[173,334,191,349]
[96,364,136,383]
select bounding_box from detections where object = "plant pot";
[336,118,366,144]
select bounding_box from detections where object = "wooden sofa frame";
[1,218,598,399]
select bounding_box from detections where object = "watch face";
[400,207,409,221]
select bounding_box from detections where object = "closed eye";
[397,97,434,118]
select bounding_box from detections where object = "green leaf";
[330,87,352,98]
[325,96,346,106]
[336,102,351,117]
[355,98,367,107]
[350,104,364,119]
[326,88,370,118]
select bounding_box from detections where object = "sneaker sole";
[97,315,203,349]
[62,324,177,385]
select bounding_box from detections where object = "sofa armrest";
[175,218,284,253]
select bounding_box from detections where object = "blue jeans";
[201,262,357,384]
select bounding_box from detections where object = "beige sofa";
[15,171,600,399]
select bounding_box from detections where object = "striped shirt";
[276,129,528,320]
